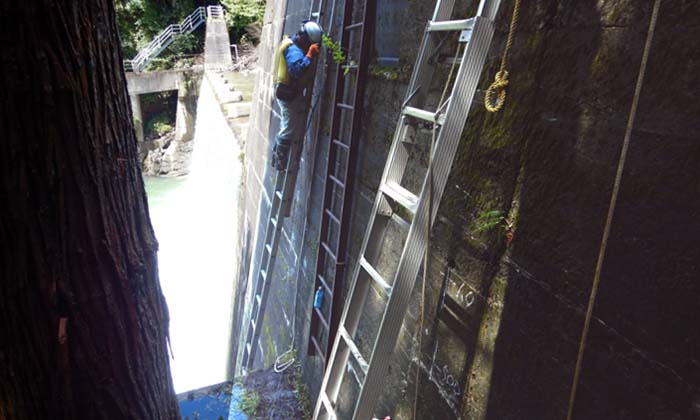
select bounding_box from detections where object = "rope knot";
[485,70,509,113]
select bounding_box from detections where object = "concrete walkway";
[205,18,233,71]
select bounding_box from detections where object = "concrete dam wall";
[232,0,700,419]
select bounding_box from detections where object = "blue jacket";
[285,35,312,80]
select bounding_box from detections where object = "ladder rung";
[325,208,341,225]
[271,216,278,226]
[310,335,326,363]
[265,243,272,254]
[341,64,359,70]
[403,105,438,123]
[359,257,392,295]
[336,102,354,111]
[255,294,262,305]
[427,17,475,32]
[332,139,349,150]
[339,326,369,375]
[250,319,256,331]
[344,21,364,31]
[318,274,333,297]
[321,241,337,261]
[260,269,267,280]
[275,190,283,200]
[314,307,330,331]
[246,343,251,353]
[329,175,345,189]
[380,181,419,214]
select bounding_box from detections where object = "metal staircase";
[312,0,503,418]
[124,6,224,72]
[307,0,376,366]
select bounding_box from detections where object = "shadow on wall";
[475,1,700,419]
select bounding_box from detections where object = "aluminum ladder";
[307,0,376,366]
[312,0,502,418]
[240,171,288,373]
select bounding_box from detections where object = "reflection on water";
[144,77,240,393]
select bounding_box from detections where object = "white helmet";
[301,21,323,44]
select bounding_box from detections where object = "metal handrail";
[207,5,225,19]
[124,7,206,72]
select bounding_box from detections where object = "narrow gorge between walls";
[145,76,242,393]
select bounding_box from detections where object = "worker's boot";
[271,136,291,171]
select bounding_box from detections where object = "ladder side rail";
[351,17,495,420]
[246,220,282,369]
[244,172,289,369]
[477,0,503,21]
[241,173,286,369]
[326,0,377,361]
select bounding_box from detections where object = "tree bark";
[0,1,180,419]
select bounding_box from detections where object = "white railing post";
[230,44,239,63]
[206,5,224,20]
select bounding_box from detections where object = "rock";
[140,131,192,177]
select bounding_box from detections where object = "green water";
[144,176,187,208]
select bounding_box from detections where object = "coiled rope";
[565,0,661,418]
[484,0,521,113]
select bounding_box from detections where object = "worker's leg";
[272,99,293,170]
[272,96,306,170]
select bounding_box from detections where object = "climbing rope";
[565,0,661,418]
[484,0,521,113]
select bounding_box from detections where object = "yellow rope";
[565,0,661,418]
[485,0,521,113]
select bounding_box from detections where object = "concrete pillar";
[174,74,195,144]
[129,94,144,143]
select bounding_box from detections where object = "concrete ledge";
[126,68,203,95]
[223,102,251,118]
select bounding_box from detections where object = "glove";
[306,43,320,59]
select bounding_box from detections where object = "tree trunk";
[0,1,180,419]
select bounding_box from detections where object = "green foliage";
[168,33,201,56]
[322,34,346,65]
[240,390,260,416]
[322,34,355,75]
[291,362,312,418]
[145,55,194,71]
[369,64,400,81]
[473,209,506,233]
[221,0,265,43]
[115,0,198,59]
[145,113,174,137]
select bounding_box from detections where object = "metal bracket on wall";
[312,0,502,418]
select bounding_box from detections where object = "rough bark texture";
[0,1,180,419]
